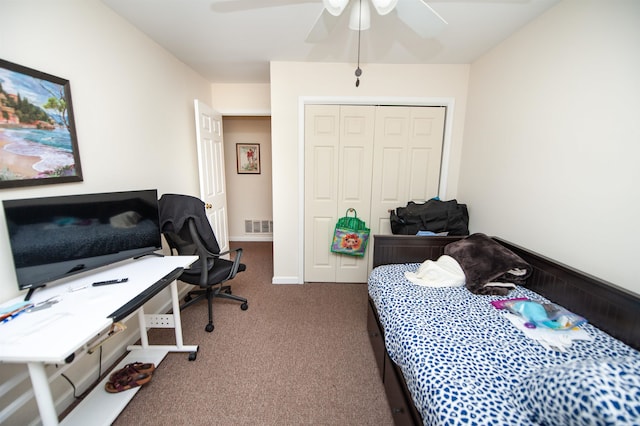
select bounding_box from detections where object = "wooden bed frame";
[368,235,640,425]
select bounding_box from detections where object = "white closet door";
[335,105,375,282]
[304,105,445,283]
[370,106,446,236]
[304,105,375,283]
[304,105,340,282]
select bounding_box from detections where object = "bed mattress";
[368,263,640,425]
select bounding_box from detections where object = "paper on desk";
[503,312,593,351]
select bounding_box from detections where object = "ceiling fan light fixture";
[323,0,349,16]
[348,0,370,31]
[371,0,398,16]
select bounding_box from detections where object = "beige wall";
[223,116,273,241]
[459,0,640,293]
[212,83,271,114]
[270,62,470,283]
[0,2,212,422]
[0,0,212,303]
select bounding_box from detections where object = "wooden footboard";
[368,234,640,425]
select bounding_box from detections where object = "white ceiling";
[101,0,560,83]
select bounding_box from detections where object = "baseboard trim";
[230,236,273,242]
[271,276,302,284]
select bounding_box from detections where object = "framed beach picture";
[236,143,260,174]
[0,59,82,189]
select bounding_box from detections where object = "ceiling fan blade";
[323,0,349,16]
[211,0,315,13]
[306,8,342,42]
[371,0,398,16]
[395,0,448,39]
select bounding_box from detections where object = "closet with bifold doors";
[304,104,445,283]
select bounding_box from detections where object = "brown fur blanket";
[444,233,532,295]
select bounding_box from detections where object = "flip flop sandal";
[109,362,156,382]
[105,373,152,393]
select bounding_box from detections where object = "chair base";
[180,285,248,332]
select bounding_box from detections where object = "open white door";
[194,99,230,255]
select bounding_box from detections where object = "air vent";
[244,219,273,233]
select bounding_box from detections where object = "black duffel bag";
[390,199,469,236]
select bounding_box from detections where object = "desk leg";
[27,362,58,426]
[136,305,149,348]
[170,280,186,349]
[127,280,198,356]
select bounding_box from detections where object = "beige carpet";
[112,242,394,425]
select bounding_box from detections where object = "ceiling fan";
[307,0,448,42]
[210,0,449,43]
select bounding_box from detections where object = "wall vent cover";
[245,219,273,233]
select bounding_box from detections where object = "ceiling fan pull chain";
[355,0,362,87]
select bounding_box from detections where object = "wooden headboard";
[372,234,640,351]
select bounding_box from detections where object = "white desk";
[0,255,198,426]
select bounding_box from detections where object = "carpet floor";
[112,242,394,425]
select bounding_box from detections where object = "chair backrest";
[158,194,221,255]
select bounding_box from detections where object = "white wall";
[459,0,640,293]
[0,0,212,303]
[0,1,212,423]
[270,62,470,283]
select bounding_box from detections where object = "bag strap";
[345,208,357,218]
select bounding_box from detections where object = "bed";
[367,235,640,425]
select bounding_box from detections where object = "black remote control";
[92,278,129,286]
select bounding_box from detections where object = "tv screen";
[2,189,162,295]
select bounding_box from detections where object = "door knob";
[205,203,212,209]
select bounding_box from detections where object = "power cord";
[60,373,79,399]
[60,345,103,399]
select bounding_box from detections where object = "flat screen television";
[2,189,162,298]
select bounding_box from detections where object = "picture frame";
[0,58,82,189]
[236,143,260,174]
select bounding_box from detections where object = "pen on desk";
[92,278,129,287]
[69,285,89,292]
[1,304,33,323]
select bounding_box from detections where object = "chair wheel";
[184,295,192,302]
[225,288,232,294]
[205,323,214,332]
[241,302,248,311]
[188,351,197,361]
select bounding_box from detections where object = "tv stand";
[23,286,40,302]
[135,251,164,259]
[0,255,198,426]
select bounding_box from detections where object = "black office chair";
[158,194,248,332]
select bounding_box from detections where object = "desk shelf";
[62,278,198,425]
[60,349,167,426]
[0,256,199,426]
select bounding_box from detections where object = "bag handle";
[345,208,357,218]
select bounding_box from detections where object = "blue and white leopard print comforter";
[368,263,640,426]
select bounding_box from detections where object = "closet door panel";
[374,147,404,234]
[305,105,340,282]
[371,107,411,239]
[380,148,404,202]
[310,216,333,268]
[369,106,445,271]
[336,105,374,283]
[406,107,445,201]
[407,147,432,201]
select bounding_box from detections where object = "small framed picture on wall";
[236,143,260,174]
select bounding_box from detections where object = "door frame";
[297,96,456,283]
